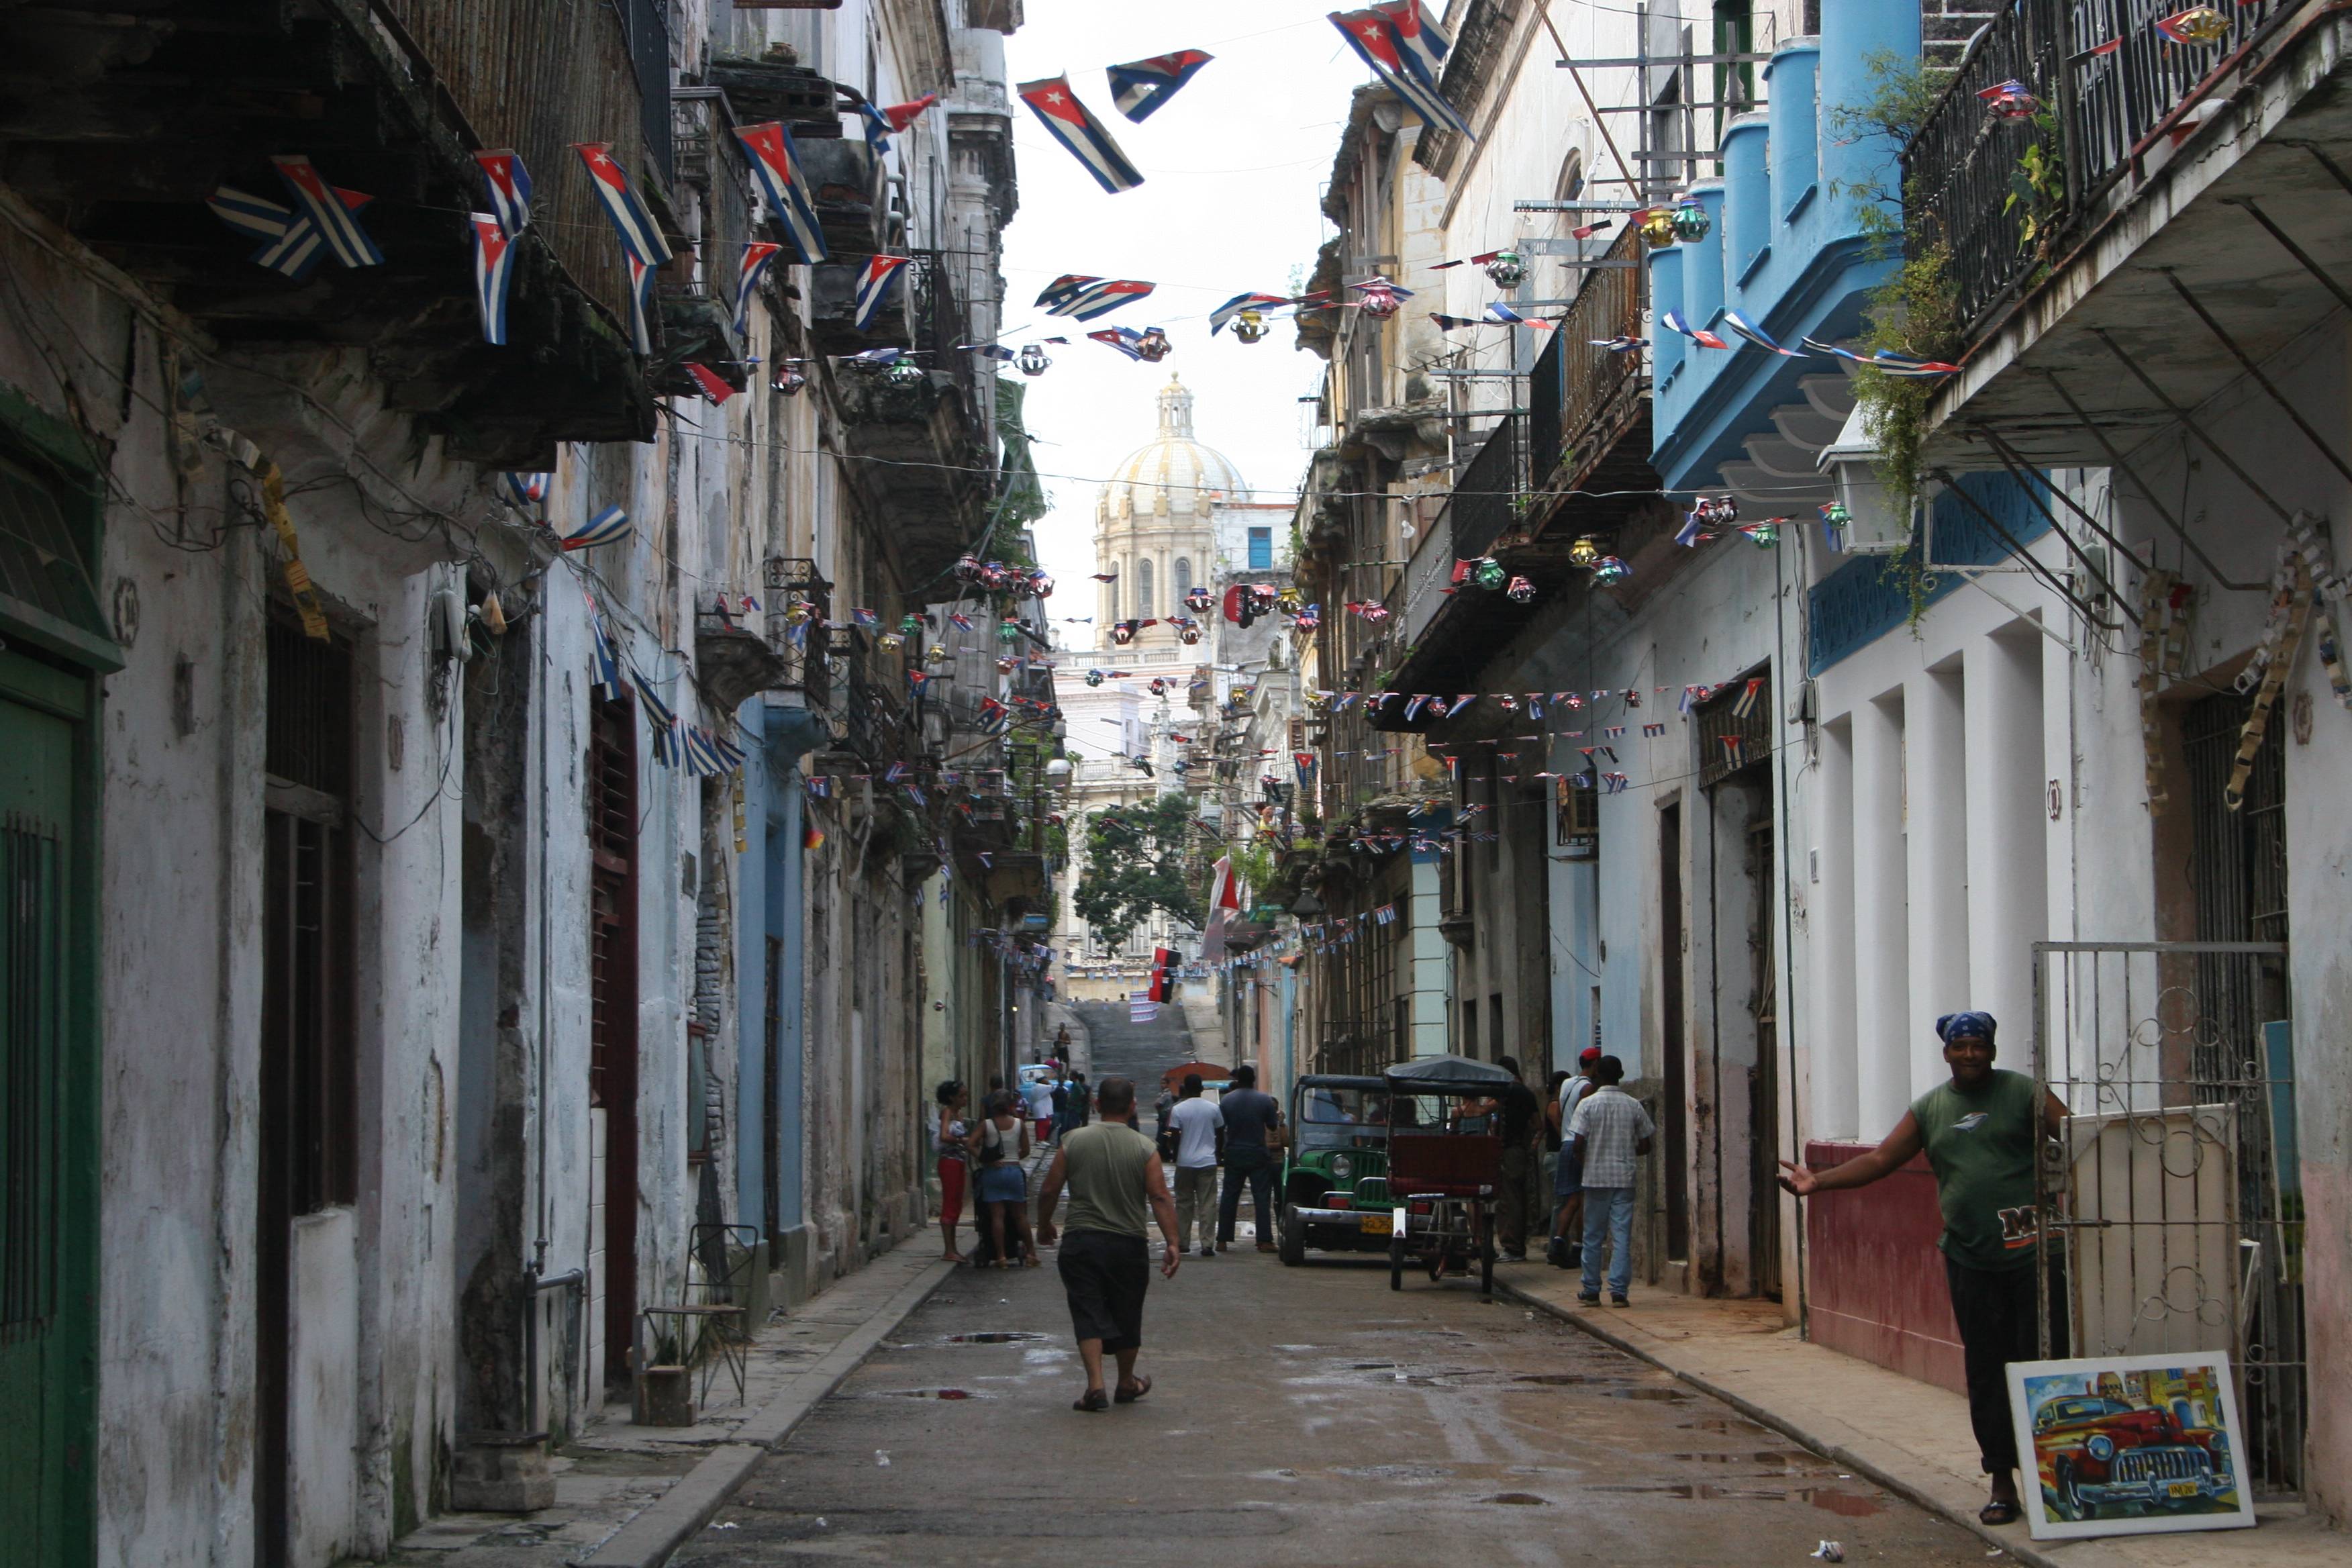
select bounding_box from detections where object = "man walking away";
[1165,1073,1223,1257]
[1069,1071,1093,1129]
[1491,1055,1543,1262]
[1777,1012,2067,1527]
[1050,1074,1072,1140]
[1023,1071,1057,1146]
[1565,1055,1653,1306]
[1215,1064,1283,1253]
[1547,1046,1601,1269]
[1035,1077,1181,1412]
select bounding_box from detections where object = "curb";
[577,1257,954,1567]
[1498,1279,2065,1568]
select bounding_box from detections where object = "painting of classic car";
[2008,1353,2255,1540]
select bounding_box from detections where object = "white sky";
[1000,3,1369,616]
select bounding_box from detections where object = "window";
[1247,527,1273,570]
[1174,557,1191,606]
[1137,558,1154,618]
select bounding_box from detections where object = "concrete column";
[1851,691,1911,1137]
[1906,667,1971,1099]
[1408,838,1449,1056]
[1963,630,2048,1067]
[1810,718,1859,1140]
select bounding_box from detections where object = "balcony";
[0,0,660,464]
[656,89,761,395]
[1903,0,2352,471]
[831,627,912,767]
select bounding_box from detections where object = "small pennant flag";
[1018,75,1145,194]
[1035,275,1157,320]
[1732,677,1764,718]
[1661,309,1730,350]
[271,155,383,268]
[1721,309,1807,357]
[1106,50,1215,122]
[562,505,631,551]
[626,254,656,355]
[859,92,939,152]
[1088,326,1147,360]
[588,611,620,698]
[207,185,369,281]
[734,122,829,263]
[468,214,516,345]
[1591,334,1646,352]
[1330,6,1473,137]
[852,254,913,332]
[571,143,673,267]
[501,472,549,509]
[473,150,533,236]
[684,363,735,403]
[1210,291,1289,334]
[734,241,781,339]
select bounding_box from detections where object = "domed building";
[1093,375,1251,644]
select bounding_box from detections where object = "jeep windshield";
[1296,1087,1384,1150]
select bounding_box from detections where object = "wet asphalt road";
[673,1008,1985,1565]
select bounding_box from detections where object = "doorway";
[588,695,640,1386]
[1659,801,1689,1264]
[1746,812,1781,1300]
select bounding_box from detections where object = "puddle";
[1481,1493,1549,1506]
[1804,1487,1884,1518]
[940,1331,1046,1344]
[1608,1386,1695,1402]
[865,1388,992,1400]
[1334,1464,1453,1482]
[1667,1451,1793,1465]
[1680,1416,1773,1435]
[1586,1482,1883,1516]
[1512,1373,1614,1386]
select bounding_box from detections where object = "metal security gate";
[2031,940,2304,1496]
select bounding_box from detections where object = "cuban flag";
[852,254,912,332]
[1210,291,1288,334]
[468,214,516,346]
[734,122,828,264]
[734,242,781,339]
[631,671,680,767]
[845,346,904,368]
[626,254,655,354]
[571,143,673,267]
[1865,349,1963,377]
[1106,50,1214,122]
[1034,275,1157,320]
[1088,326,1146,360]
[684,363,734,403]
[473,150,533,236]
[588,611,621,699]
[207,185,371,281]
[1330,9,1473,138]
[271,155,383,268]
[711,732,746,773]
[562,505,631,551]
[1018,75,1144,194]
[1661,309,1730,349]
[501,472,550,509]
[960,342,1016,360]
[1720,308,1807,357]
[1484,301,1530,325]
[859,93,939,153]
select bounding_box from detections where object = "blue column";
[1720,115,1771,289]
[1680,182,1727,333]
[1767,42,1821,222]
[1817,0,1918,221]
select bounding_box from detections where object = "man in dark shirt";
[1491,1055,1543,1261]
[1214,1064,1284,1253]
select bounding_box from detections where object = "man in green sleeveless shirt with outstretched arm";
[1036,1075,1183,1412]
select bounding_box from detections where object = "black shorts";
[1057,1228,1150,1353]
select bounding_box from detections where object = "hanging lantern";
[1820,501,1852,528]
[1358,288,1401,320]
[1745,521,1780,548]
[1085,669,1106,687]
[1569,535,1606,568]
[1135,326,1173,362]
[1018,342,1050,377]
[1233,309,1268,344]
[1148,678,1168,697]
[1184,585,1214,615]
[1483,249,1527,289]
[1277,587,1302,612]
[1694,494,1738,528]
[885,358,928,388]
[1030,571,1055,597]
[898,613,924,635]
[1669,199,1712,243]
[952,554,983,583]
[1179,624,1202,645]
[1505,575,1536,603]
[997,618,1020,643]
[1294,603,1321,631]
[1472,555,1508,591]
[879,632,904,650]
[925,643,948,664]
[1592,554,1633,587]
[996,656,1016,673]
[783,597,813,626]
[2157,6,2231,46]
[772,366,808,396]
[1638,207,1678,246]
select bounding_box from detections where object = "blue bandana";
[1936,1011,1998,1044]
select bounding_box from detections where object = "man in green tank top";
[1777,1012,2068,1528]
[1036,1076,1182,1412]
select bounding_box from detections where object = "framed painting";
[2008,1351,2257,1540]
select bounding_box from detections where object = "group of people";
[1153,1065,1283,1257]
[931,1075,1044,1270]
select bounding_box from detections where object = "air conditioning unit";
[1816,405,1916,555]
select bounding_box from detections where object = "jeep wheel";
[1279,1204,1306,1267]
[1388,1236,1405,1291]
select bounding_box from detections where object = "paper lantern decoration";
[2157,6,2231,45]
[783,598,814,626]
[1018,342,1051,377]
[1085,669,1106,687]
[1569,535,1606,568]
[1471,556,1508,591]
[1184,585,1214,615]
[1179,624,1202,644]
[1483,250,1527,289]
[1277,587,1302,612]
[1030,571,1055,597]
[997,656,1016,673]
[899,613,924,634]
[1233,309,1268,344]
[1506,575,1535,603]
[879,632,904,650]
[1745,521,1779,548]
[1592,554,1633,587]
[1135,326,1173,362]
[886,358,927,387]
[1693,494,1738,528]
[773,366,809,396]
[997,618,1020,642]
[1820,501,1851,528]
[1293,603,1321,631]
[925,643,948,664]
[1148,678,1168,696]
[1358,288,1401,320]
[1638,207,1678,246]
[954,554,983,583]
[1669,199,1712,243]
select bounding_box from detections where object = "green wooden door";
[0,648,94,1567]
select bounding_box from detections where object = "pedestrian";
[1214,1063,1284,1253]
[1565,1055,1653,1307]
[1055,1023,1072,1058]
[1491,1055,1544,1263]
[933,1080,971,1264]
[1050,1073,1071,1140]
[1069,1071,1093,1129]
[1540,1069,1569,1213]
[1777,1012,2067,1528]
[1034,1076,1181,1412]
[1547,1046,1602,1269]
[971,1087,1040,1269]
[1165,1073,1224,1257]
[1152,1082,1175,1142]
[1022,1070,1057,1145]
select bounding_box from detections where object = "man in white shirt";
[1547,1046,1602,1269]
[1165,1073,1224,1259]
[1565,1055,1656,1306]
[1022,1073,1058,1145]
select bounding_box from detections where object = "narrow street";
[670,1008,1984,1568]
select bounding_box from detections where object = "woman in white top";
[972,1092,1038,1269]
[934,1080,971,1263]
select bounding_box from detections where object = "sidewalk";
[1498,1267,2341,1568]
[385,1239,951,1568]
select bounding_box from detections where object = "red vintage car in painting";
[2032,1393,2236,1520]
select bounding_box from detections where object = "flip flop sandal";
[1978,1501,2020,1526]
[1114,1375,1153,1405]
[1072,1388,1110,1413]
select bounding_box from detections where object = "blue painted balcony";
[1646,0,1918,509]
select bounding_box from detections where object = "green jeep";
[1275,1075,1395,1265]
